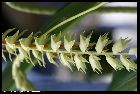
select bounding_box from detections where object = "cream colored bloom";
[95,33,112,53]
[120,55,137,72]
[79,32,93,52]
[60,53,73,71]
[64,36,75,52]
[46,52,58,66]
[32,50,45,67]
[18,48,34,66]
[74,54,87,73]
[2,28,15,41]
[112,37,131,54]
[35,34,49,51]
[5,31,19,50]
[106,55,124,70]
[51,35,61,52]
[20,32,33,51]
[89,55,103,74]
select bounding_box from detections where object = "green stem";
[12,54,36,91]
[46,50,131,55]
[2,41,133,56]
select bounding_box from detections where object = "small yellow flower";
[19,32,33,51]
[79,32,93,52]
[18,48,35,66]
[35,34,49,51]
[95,33,112,53]
[64,36,75,53]
[106,55,124,70]
[5,31,19,50]
[112,37,131,54]
[60,53,73,71]
[51,35,61,52]
[2,28,15,41]
[32,50,45,67]
[89,55,103,74]
[120,55,137,72]
[74,54,87,73]
[46,52,58,66]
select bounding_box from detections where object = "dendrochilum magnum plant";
[2,29,137,74]
[2,2,137,91]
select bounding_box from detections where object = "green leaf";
[2,60,35,91]
[5,2,58,15]
[2,63,16,91]
[5,2,137,16]
[12,54,36,91]
[40,2,107,36]
[108,70,137,91]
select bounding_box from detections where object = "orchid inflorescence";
[2,29,137,73]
